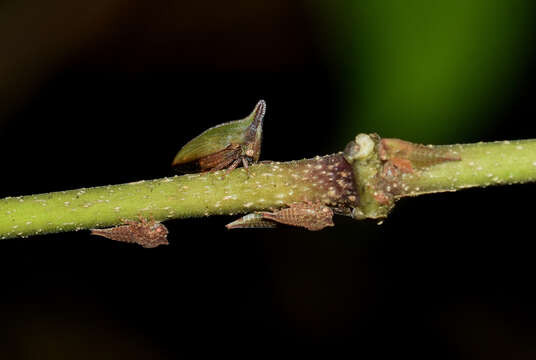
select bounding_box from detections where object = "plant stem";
[0,155,356,239]
[2,135,536,240]
[400,140,536,194]
[343,135,536,220]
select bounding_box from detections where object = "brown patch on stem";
[297,154,359,216]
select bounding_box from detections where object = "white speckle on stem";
[129,180,146,185]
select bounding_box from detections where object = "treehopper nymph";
[379,138,461,173]
[90,216,168,248]
[226,202,335,231]
[172,100,266,173]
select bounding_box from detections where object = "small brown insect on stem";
[379,138,461,173]
[226,202,335,231]
[90,216,169,248]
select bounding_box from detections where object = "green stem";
[2,135,536,240]
[400,139,536,195]
[344,135,536,220]
[0,155,356,239]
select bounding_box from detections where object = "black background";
[1,1,536,358]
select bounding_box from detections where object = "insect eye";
[245,149,254,157]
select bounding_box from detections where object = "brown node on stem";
[90,216,169,248]
[298,154,360,216]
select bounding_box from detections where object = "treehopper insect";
[90,216,168,248]
[226,202,335,231]
[172,100,266,173]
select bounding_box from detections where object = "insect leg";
[211,157,238,172]
[223,158,241,173]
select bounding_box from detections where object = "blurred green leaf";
[312,0,532,142]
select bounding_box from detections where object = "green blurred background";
[0,1,535,358]
[315,0,534,143]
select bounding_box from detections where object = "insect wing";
[172,119,248,167]
[198,144,242,171]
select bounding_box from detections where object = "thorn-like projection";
[90,216,168,248]
[226,202,334,231]
[379,138,461,173]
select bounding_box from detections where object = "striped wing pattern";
[172,116,251,166]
